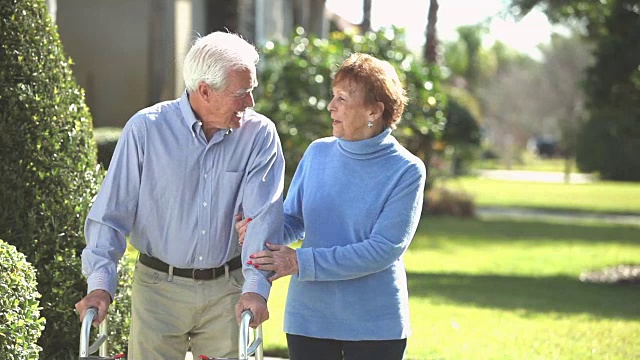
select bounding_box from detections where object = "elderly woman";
[237,53,426,360]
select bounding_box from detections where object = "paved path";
[476,169,595,184]
[474,169,640,225]
[185,352,286,360]
[477,206,640,226]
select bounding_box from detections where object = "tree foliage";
[255,27,447,187]
[510,0,640,180]
[577,0,640,180]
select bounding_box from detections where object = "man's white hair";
[182,32,259,93]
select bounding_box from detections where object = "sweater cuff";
[296,248,315,281]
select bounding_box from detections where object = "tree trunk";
[293,0,326,36]
[361,0,372,33]
[206,0,240,34]
[46,0,56,23]
[424,0,439,64]
[564,156,573,184]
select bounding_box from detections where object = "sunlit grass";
[444,177,640,214]
[120,177,640,359]
[261,217,640,359]
[475,154,568,172]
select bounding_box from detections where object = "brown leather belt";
[138,253,242,280]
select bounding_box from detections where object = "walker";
[79,308,264,360]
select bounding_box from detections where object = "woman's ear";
[370,101,384,120]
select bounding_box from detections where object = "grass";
[444,177,640,215]
[475,154,568,172]
[261,217,640,359]
[119,177,640,358]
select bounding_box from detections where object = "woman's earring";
[367,120,373,128]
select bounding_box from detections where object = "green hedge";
[0,0,135,357]
[0,239,45,360]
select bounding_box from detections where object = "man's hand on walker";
[75,289,111,327]
[235,292,269,328]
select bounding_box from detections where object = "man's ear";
[198,82,211,101]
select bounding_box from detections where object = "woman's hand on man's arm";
[234,213,252,246]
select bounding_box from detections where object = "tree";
[537,34,593,181]
[510,0,640,180]
[293,0,327,36]
[361,0,372,33]
[479,56,543,165]
[455,25,489,93]
[423,0,439,64]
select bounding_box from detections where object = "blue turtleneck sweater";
[282,128,427,340]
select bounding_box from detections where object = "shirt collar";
[179,90,200,137]
[179,90,235,139]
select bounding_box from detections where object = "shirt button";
[199,256,203,261]
[203,202,207,207]
[203,174,207,178]
[201,230,206,235]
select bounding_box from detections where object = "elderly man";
[75,32,284,359]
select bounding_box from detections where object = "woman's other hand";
[248,242,298,282]
[234,213,251,246]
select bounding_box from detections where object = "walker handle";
[79,307,109,357]
[239,310,263,360]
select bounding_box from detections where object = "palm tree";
[361,0,372,33]
[423,0,439,64]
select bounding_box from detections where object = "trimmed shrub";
[93,127,122,170]
[0,0,137,357]
[425,187,475,218]
[0,239,45,360]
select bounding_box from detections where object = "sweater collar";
[336,127,395,159]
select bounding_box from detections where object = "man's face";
[206,68,257,129]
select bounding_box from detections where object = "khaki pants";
[127,261,244,359]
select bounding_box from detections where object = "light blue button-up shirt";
[82,91,285,300]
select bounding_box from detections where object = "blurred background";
[35,0,640,358]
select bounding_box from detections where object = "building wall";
[57,0,159,127]
[55,0,308,128]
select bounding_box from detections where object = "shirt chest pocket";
[211,171,244,214]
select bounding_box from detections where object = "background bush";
[425,187,476,217]
[255,27,447,189]
[0,239,45,360]
[0,0,129,357]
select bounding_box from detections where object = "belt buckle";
[192,268,207,280]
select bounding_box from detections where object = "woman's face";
[328,82,376,141]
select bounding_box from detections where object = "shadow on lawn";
[408,271,640,320]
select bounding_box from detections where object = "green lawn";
[445,177,640,215]
[119,178,640,358]
[261,217,640,359]
[476,156,568,172]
